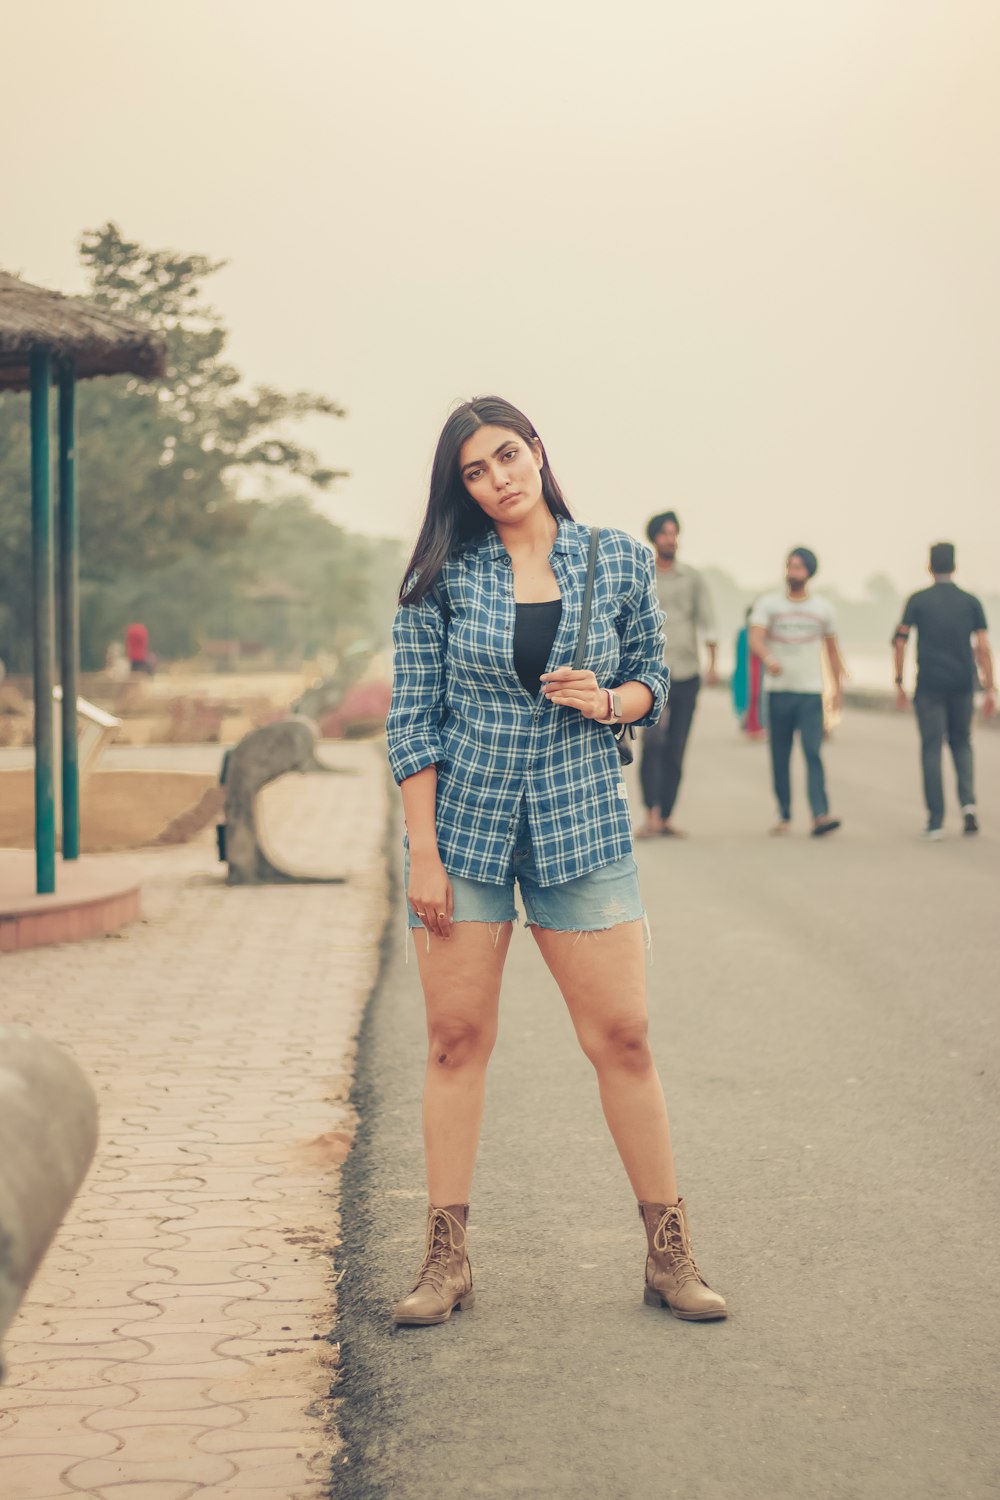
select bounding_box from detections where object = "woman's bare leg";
[531,920,678,1204]
[413,921,512,1204]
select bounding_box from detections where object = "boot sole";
[393,1290,475,1326]
[644,1286,728,1320]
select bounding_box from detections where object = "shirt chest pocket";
[578,598,625,680]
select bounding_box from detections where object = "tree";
[75,501,405,667]
[0,223,347,670]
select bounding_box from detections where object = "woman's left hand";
[540,667,607,720]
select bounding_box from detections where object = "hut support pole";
[58,364,80,861]
[30,350,56,894]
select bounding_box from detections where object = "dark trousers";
[640,674,700,818]
[767,691,828,820]
[913,690,974,827]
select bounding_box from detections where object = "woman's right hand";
[408,851,454,941]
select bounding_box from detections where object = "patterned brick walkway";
[0,739,390,1499]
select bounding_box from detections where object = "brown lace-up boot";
[393,1204,475,1326]
[639,1199,728,1321]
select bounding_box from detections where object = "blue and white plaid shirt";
[386,519,668,888]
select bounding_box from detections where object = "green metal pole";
[58,364,80,860]
[30,349,56,894]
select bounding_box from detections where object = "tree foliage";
[0,223,351,670]
[79,498,405,668]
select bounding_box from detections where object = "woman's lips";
[499,490,521,504]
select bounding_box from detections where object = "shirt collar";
[551,518,590,556]
[470,516,590,561]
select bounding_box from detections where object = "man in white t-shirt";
[749,547,845,836]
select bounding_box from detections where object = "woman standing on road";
[385,396,727,1327]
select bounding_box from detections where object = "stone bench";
[221,715,348,885]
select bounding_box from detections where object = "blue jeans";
[767,691,828,820]
[913,690,974,828]
[405,808,644,932]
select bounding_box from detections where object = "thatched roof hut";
[0,270,167,391]
[2,267,169,895]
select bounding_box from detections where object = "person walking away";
[125,622,154,676]
[638,511,718,838]
[749,548,845,836]
[386,397,728,1327]
[892,541,995,839]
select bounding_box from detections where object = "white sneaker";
[921,826,944,842]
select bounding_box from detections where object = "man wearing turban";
[748,548,845,836]
[638,510,718,838]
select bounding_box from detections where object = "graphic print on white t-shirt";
[748,591,836,695]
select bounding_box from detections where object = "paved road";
[335,693,999,1500]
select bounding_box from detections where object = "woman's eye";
[502,448,517,461]
[467,469,483,481]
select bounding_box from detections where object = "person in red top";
[125,622,153,675]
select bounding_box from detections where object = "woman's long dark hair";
[399,396,573,605]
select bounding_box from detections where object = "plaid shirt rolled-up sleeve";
[385,595,447,784]
[616,541,669,725]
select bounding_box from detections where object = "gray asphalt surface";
[334,693,999,1500]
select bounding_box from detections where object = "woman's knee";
[427,1014,496,1070]
[581,1015,653,1075]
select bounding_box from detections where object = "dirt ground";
[0,768,221,853]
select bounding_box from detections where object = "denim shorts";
[404,810,644,932]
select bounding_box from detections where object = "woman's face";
[458,425,545,524]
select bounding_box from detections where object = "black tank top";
[513,600,562,698]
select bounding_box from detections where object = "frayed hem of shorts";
[405,918,512,959]
[404,914,651,960]
[525,912,652,955]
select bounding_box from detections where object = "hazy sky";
[6,0,1000,596]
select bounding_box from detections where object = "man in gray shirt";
[638,510,718,837]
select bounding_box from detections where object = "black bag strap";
[572,527,601,671]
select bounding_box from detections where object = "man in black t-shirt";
[893,542,996,839]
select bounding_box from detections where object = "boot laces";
[412,1208,465,1293]
[653,1207,702,1287]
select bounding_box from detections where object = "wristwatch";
[604,689,623,723]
